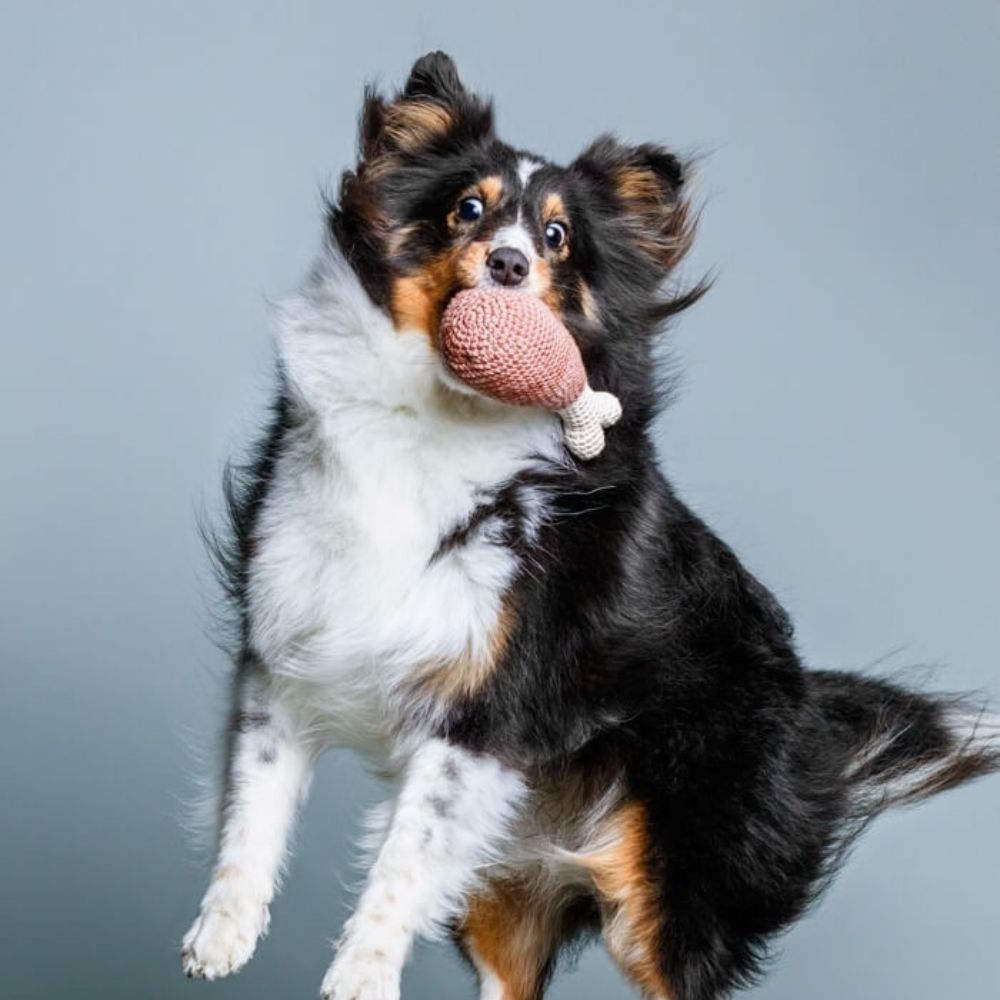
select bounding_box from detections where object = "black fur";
[213,52,999,1000]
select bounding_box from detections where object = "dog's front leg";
[182,668,313,979]
[320,739,525,1000]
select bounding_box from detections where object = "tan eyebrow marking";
[542,191,567,222]
[479,175,504,207]
[447,177,505,230]
[541,192,571,261]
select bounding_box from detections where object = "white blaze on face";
[517,156,543,188]
[481,157,548,295]
[482,220,547,296]
[488,221,536,261]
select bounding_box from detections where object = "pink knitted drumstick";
[440,289,622,460]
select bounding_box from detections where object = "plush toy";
[440,288,622,460]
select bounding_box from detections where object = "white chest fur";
[244,250,562,755]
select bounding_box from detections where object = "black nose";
[486,246,530,287]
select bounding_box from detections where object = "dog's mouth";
[390,254,551,347]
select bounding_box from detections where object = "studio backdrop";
[2,2,998,999]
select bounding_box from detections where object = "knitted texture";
[440,288,622,460]
[440,288,586,409]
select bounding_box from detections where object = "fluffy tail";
[810,670,1000,818]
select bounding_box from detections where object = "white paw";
[181,882,269,980]
[320,947,401,1000]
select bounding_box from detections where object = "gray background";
[2,2,998,998]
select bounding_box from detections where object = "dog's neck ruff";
[275,245,559,438]
[246,246,563,754]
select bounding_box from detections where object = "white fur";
[474,966,506,1000]
[320,740,526,998]
[248,247,564,753]
[517,156,543,187]
[485,220,551,298]
[488,221,537,264]
[850,706,1000,813]
[479,159,546,295]
[476,965,504,1000]
[183,673,313,978]
[184,246,568,993]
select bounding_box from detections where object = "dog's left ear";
[572,136,694,275]
[359,52,494,162]
[402,51,467,104]
[330,53,494,306]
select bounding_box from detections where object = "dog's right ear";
[357,52,493,163]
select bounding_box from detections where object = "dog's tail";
[809,670,1000,819]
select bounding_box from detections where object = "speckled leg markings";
[320,740,526,1000]
[182,675,313,980]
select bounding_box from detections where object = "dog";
[181,52,999,1000]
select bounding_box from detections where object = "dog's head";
[329,52,704,395]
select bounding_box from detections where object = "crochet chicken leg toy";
[440,288,622,460]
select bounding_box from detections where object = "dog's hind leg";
[458,876,588,1000]
[581,800,674,1000]
[182,664,313,980]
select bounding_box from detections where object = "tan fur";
[390,275,441,343]
[580,801,672,999]
[447,178,505,232]
[454,241,491,289]
[541,192,571,263]
[533,258,562,315]
[615,166,666,205]
[389,241,490,342]
[613,165,693,270]
[461,796,672,999]
[480,174,504,208]
[578,279,599,322]
[541,191,567,222]
[382,99,454,151]
[460,879,562,1000]
[410,598,516,702]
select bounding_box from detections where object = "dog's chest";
[246,405,550,747]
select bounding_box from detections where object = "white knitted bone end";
[558,384,623,460]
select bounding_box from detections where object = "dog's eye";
[544,221,567,250]
[457,197,484,222]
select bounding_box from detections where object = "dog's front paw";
[181,878,270,980]
[319,946,401,1000]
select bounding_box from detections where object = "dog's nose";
[486,247,530,288]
